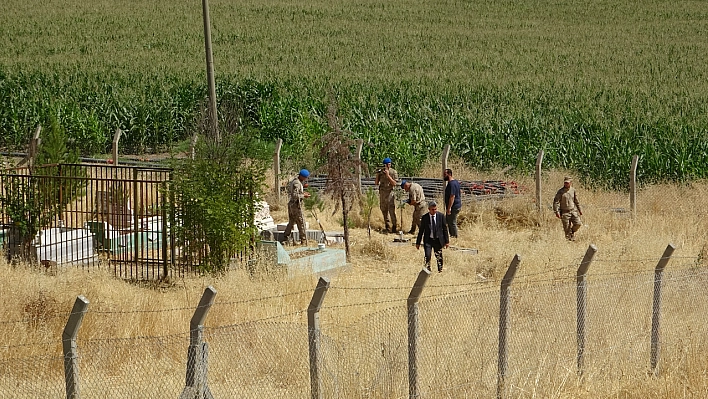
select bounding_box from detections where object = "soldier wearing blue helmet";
[283,169,311,245]
[375,157,399,233]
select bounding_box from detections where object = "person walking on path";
[283,169,311,245]
[401,180,426,235]
[375,157,399,233]
[443,168,462,238]
[553,176,583,241]
[416,201,450,273]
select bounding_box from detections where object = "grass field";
[2,0,708,185]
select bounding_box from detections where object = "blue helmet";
[382,157,392,165]
[400,179,408,188]
[299,169,310,178]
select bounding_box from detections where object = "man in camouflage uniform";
[553,176,583,241]
[401,180,426,235]
[283,169,311,245]
[375,157,398,233]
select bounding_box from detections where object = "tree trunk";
[341,193,350,262]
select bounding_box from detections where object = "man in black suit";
[415,201,450,272]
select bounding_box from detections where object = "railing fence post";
[179,286,216,399]
[408,268,431,399]
[535,150,544,213]
[651,243,676,375]
[630,155,638,218]
[497,255,521,399]
[132,167,139,272]
[274,138,283,201]
[63,295,89,399]
[576,244,597,375]
[307,277,330,399]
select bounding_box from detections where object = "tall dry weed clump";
[493,197,542,230]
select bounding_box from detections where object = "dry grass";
[3,165,708,398]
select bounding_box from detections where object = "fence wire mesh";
[0,342,65,399]
[205,320,311,398]
[76,333,189,398]
[320,304,409,398]
[5,259,708,398]
[418,289,499,398]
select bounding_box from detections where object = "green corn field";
[1,0,707,188]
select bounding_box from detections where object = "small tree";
[172,100,269,273]
[360,187,378,238]
[320,93,363,261]
[303,187,327,242]
[0,116,85,262]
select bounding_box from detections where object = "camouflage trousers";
[284,201,306,244]
[561,210,582,240]
[409,205,426,234]
[379,190,397,232]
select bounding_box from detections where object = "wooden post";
[408,268,431,399]
[651,243,676,375]
[112,128,122,166]
[576,244,597,375]
[308,277,330,399]
[630,155,638,218]
[179,286,216,399]
[356,139,364,193]
[441,144,450,190]
[497,254,521,399]
[63,295,89,399]
[202,0,219,141]
[535,150,544,213]
[274,139,283,201]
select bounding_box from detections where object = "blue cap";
[400,179,407,188]
[299,169,310,178]
[383,157,392,164]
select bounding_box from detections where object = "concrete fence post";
[190,134,198,160]
[18,125,42,169]
[179,286,217,399]
[274,138,283,201]
[112,128,122,166]
[441,144,450,191]
[651,243,676,375]
[535,150,544,213]
[630,155,638,218]
[63,295,89,399]
[29,125,42,169]
[308,277,330,399]
[576,244,597,375]
[408,268,431,399]
[356,139,364,193]
[497,254,521,399]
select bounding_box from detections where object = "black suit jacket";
[416,211,450,248]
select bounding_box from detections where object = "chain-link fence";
[3,247,708,398]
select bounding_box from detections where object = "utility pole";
[202,0,219,142]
